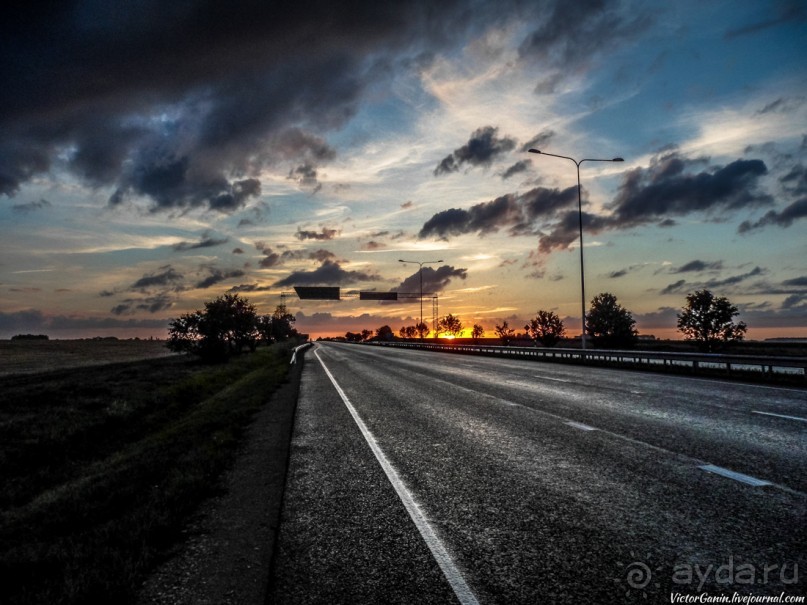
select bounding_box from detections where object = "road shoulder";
[137,354,304,605]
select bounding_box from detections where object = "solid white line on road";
[314,349,481,605]
[699,465,772,487]
[752,411,807,423]
[565,421,598,431]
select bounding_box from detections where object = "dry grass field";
[0,341,296,604]
[0,339,175,376]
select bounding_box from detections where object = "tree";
[471,324,485,343]
[415,321,429,338]
[677,289,747,352]
[256,314,274,344]
[438,314,463,338]
[525,310,566,347]
[270,303,297,342]
[376,325,394,340]
[167,294,259,362]
[399,325,418,339]
[167,311,203,355]
[495,320,515,345]
[361,329,373,341]
[585,292,637,349]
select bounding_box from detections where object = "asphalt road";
[268,342,806,604]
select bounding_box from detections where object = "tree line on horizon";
[331,289,747,353]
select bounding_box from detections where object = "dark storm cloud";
[418,186,576,239]
[172,233,229,251]
[130,266,183,290]
[0,1,511,206]
[296,227,339,241]
[433,126,517,176]
[395,266,468,296]
[609,151,772,225]
[518,0,653,94]
[273,260,381,287]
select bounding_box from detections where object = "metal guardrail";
[364,341,807,381]
[290,342,313,365]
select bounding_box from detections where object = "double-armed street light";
[528,149,624,350]
[399,258,443,338]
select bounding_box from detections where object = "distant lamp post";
[399,259,443,338]
[528,148,624,350]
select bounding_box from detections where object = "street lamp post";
[528,149,623,350]
[399,259,443,338]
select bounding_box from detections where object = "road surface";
[269,342,806,604]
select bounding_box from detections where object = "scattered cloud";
[659,266,768,296]
[608,150,772,225]
[12,198,51,213]
[172,233,229,251]
[296,227,339,241]
[130,266,183,290]
[501,160,532,180]
[433,126,517,176]
[273,260,381,287]
[724,2,806,38]
[395,265,468,296]
[112,293,174,315]
[419,186,577,240]
[288,162,323,192]
[672,260,724,273]
[738,198,807,233]
[194,267,246,289]
[520,130,555,152]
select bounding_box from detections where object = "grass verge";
[0,342,296,604]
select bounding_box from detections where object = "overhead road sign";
[360,291,398,301]
[294,286,341,300]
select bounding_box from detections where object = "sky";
[1,0,806,340]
